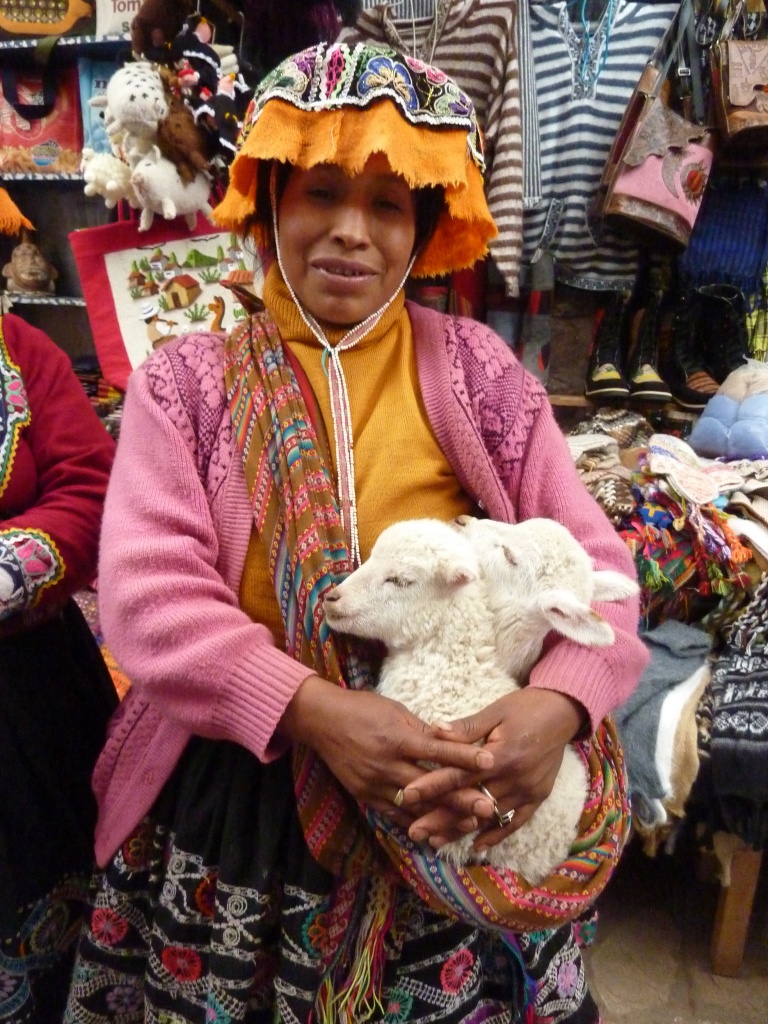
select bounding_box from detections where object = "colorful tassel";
[315,874,395,1024]
[0,188,34,236]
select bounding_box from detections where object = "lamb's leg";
[484,745,588,884]
[437,745,588,885]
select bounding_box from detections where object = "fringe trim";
[212,100,497,278]
[314,874,396,1024]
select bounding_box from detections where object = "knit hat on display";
[212,41,497,277]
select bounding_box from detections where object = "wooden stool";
[710,844,764,977]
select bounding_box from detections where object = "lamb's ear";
[440,556,478,588]
[537,589,616,646]
[591,570,639,603]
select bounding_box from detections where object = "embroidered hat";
[212,42,497,277]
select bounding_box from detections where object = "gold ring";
[394,788,405,808]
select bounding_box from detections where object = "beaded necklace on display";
[381,0,449,65]
[271,186,416,567]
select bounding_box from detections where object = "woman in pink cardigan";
[67,44,646,1024]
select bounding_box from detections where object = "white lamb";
[451,514,639,676]
[323,517,638,885]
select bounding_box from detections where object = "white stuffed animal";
[324,518,637,884]
[130,145,213,231]
[81,149,140,209]
[105,62,169,160]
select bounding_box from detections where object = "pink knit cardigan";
[93,303,647,866]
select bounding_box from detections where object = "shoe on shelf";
[585,361,631,399]
[627,361,673,403]
[625,292,672,404]
[696,283,749,384]
[661,288,721,410]
[584,292,631,400]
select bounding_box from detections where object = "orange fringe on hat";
[212,100,497,278]
[0,188,34,236]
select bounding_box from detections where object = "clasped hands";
[282,675,585,854]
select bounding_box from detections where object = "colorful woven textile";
[620,451,752,629]
[212,42,497,278]
[223,310,632,1017]
[369,718,631,934]
[710,571,768,849]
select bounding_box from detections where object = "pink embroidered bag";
[597,0,716,248]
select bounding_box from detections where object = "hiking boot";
[584,291,631,400]
[696,283,749,383]
[625,287,672,404]
[662,288,720,410]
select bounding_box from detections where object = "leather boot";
[696,283,749,384]
[662,288,720,410]
[625,284,672,404]
[584,291,631,400]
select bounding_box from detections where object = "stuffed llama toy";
[80,149,140,209]
[130,145,213,231]
[323,517,637,884]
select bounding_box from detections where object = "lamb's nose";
[324,590,340,603]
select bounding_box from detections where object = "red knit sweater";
[0,314,115,626]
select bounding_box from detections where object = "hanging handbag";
[597,0,716,248]
[0,56,83,174]
[711,0,768,153]
[69,208,261,390]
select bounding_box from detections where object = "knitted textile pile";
[618,435,753,629]
[709,571,768,849]
[567,408,653,525]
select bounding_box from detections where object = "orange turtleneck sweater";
[239,265,478,644]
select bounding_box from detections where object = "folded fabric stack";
[619,434,753,628]
[709,572,768,850]
[567,407,653,525]
[615,619,712,849]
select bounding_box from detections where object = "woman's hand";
[280,675,495,828]
[401,687,587,851]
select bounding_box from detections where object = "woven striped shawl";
[223,309,631,1013]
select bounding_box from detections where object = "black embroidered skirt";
[64,735,532,1024]
[0,600,118,1023]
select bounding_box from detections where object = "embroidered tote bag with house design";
[69,211,263,390]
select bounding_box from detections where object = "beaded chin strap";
[270,176,416,567]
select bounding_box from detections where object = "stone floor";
[584,839,768,1024]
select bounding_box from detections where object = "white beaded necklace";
[271,190,416,568]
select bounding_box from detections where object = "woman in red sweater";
[0,313,117,1021]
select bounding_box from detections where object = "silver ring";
[476,783,497,809]
[477,785,515,828]
[394,788,405,808]
[475,782,499,815]
[495,807,516,829]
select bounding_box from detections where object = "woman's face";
[276,154,417,328]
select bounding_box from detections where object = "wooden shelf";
[1,294,85,307]
[548,394,591,408]
[547,393,699,421]
[1,173,83,182]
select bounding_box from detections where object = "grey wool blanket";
[616,620,712,826]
